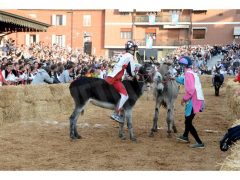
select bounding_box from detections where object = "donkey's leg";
[118,114,126,140]
[69,106,84,139]
[172,105,177,133]
[149,100,161,137]
[166,106,174,138]
[125,108,136,141]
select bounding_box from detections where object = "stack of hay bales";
[0,84,73,126]
[226,80,240,117]
[220,79,240,170]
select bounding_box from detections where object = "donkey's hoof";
[151,128,158,132]
[70,134,82,140]
[121,136,127,140]
[119,134,126,140]
[167,133,172,138]
[149,132,154,137]
[76,134,82,139]
[130,137,137,141]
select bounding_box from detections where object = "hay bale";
[0,84,73,126]
[221,79,240,170]
[23,85,53,102]
[226,80,240,118]
[48,84,70,100]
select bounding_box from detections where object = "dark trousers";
[183,108,203,144]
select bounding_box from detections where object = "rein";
[137,72,152,83]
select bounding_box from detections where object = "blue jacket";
[31,69,54,84]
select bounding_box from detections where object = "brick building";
[2,9,240,59]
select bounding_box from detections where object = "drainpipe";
[189,9,193,47]
[132,10,135,41]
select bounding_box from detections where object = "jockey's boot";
[111,113,124,124]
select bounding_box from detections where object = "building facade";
[4,9,105,56]
[3,9,240,59]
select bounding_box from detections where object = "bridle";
[162,73,175,84]
[136,69,154,83]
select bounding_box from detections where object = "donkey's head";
[137,63,155,84]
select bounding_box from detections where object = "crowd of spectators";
[0,38,240,86]
[0,38,113,86]
[162,43,240,77]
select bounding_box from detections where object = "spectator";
[31,63,54,84]
[2,62,17,85]
[58,61,75,83]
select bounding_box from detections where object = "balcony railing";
[136,39,190,46]
[134,15,191,23]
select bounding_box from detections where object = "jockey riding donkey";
[69,40,155,141]
[212,61,224,96]
[105,40,139,123]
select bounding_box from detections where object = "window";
[120,28,132,39]
[83,15,91,26]
[52,35,65,47]
[52,14,66,26]
[120,32,132,39]
[25,34,39,46]
[56,15,63,25]
[56,35,63,47]
[30,34,36,44]
[193,29,206,39]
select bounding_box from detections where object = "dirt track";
[0,78,234,170]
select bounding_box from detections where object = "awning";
[0,10,51,32]
[234,27,240,35]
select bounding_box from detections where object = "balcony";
[134,15,191,25]
[136,38,190,47]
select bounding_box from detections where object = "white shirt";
[108,52,136,78]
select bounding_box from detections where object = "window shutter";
[36,34,40,43]
[62,15,67,26]
[62,35,66,47]
[25,34,30,46]
[52,35,56,45]
[52,14,56,25]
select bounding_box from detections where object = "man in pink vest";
[176,56,205,148]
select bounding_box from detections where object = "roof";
[0,10,51,32]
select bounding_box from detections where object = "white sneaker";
[111,114,124,124]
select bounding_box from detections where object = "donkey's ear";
[136,52,144,65]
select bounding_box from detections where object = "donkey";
[213,68,224,96]
[149,63,179,137]
[69,63,154,141]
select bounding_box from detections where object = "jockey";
[212,61,224,86]
[105,40,138,123]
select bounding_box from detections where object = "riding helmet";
[125,40,138,52]
[178,56,192,68]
